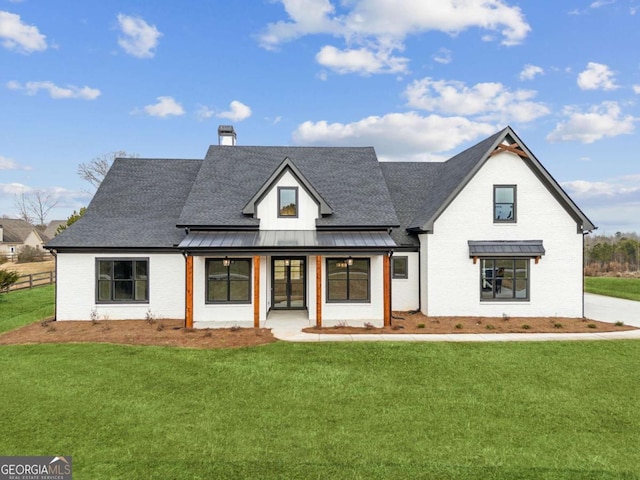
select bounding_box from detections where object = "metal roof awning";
[179,230,396,254]
[468,240,545,257]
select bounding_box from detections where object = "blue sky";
[1,0,639,234]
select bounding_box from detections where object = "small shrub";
[417,323,425,329]
[364,322,375,330]
[335,320,348,328]
[587,323,597,329]
[521,324,531,330]
[230,325,241,332]
[16,245,43,263]
[0,268,20,293]
[455,323,463,329]
[486,324,495,330]
[553,322,563,329]
[615,321,625,327]
[89,307,99,323]
[502,313,510,321]
[157,324,165,332]
[145,308,156,324]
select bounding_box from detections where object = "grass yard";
[1,341,640,479]
[0,284,54,333]
[585,276,640,302]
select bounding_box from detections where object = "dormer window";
[278,187,298,217]
[494,185,516,223]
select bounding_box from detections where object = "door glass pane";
[273,260,288,307]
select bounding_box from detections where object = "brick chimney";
[218,125,236,146]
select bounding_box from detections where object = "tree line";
[584,232,640,275]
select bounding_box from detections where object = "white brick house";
[46,126,594,327]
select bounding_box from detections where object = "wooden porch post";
[253,256,260,328]
[185,255,194,328]
[316,255,322,328]
[383,253,391,327]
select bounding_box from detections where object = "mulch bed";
[0,311,635,349]
[303,311,637,334]
[0,319,277,349]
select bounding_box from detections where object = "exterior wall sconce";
[222,257,231,267]
[284,259,290,267]
[346,257,354,266]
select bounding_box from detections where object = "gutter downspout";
[49,249,57,322]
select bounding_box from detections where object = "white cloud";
[259,0,530,75]
[433,48,452,65]
[293,112,495,161]
[7,80,101,100]
[547,102,635,143]
[561,176,640,232]
[196,105,215,120]
[0,182,31,195]
[577,62,618,91]
[405,77,550,123]
[0,10,47,53]
[217,100,252,122]
[315,45,408,75]
[590,0,616,8]
[633,85,640,94]
[137,96,185,118]
[519,64,544,81]
[0,156,19,170]
[117,14,162,58]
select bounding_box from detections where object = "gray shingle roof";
[178,146,399,228]
[46,159,202,248]
[406,128,506,231]
[0,218,41,243]
[380,162,445,246]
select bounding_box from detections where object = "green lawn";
[585,276,640,302]
[1,341,640,479]
[0,284,54,333]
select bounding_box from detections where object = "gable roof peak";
[241,156,333,216]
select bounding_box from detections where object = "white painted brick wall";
[257,171,319,230]
[56,253,185,321]
[426,151,585,318]
[391,252,420,311]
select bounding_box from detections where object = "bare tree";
[78,150,138,189]
[14,189,59,226]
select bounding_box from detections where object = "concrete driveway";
[585,293,640,327]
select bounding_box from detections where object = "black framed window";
[206,258,251,303]
[480,258,529,301]
[96,258,148,303]
[494,185,516,222]
[278,187,298,217]
[326,258,370,302]
[392,256,408,279]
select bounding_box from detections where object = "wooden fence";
[9,271,56,291]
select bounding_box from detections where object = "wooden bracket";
[490,143,528,159]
